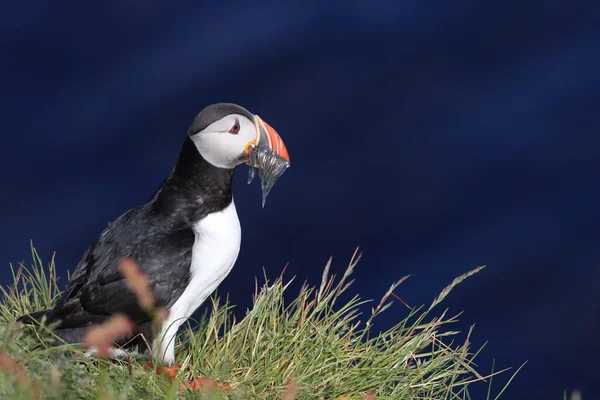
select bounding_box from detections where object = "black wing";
[50,205,194,327]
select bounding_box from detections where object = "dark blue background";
[1,1,599,398]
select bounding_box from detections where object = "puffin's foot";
[145,362,231,392]
[145,361,180,381]
[180,377,231,392]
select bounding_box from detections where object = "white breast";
[153,199,241,365]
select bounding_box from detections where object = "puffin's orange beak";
[245,115,290,164]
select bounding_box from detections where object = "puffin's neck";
[149,137,235,225]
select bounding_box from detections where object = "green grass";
[0,243,524,399]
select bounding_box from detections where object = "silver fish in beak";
[244,115,290,208]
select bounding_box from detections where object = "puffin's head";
[188,103,290,170]
[188,103,291,207]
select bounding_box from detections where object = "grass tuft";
[0,244,522,399]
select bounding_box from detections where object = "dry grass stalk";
[0,352,41,399]
[118,257,167,326]
[118,257,155,312]
[0,352,28,382]
[49,364,61,386]
[429,265,486,311]
[83,313,134,357]
[282,379,298,400]
[363,390,377,400]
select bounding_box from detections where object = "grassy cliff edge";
[0,244,523,399]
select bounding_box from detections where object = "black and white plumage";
[17,103,290,366]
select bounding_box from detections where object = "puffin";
[17,103,290,368]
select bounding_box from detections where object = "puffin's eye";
[229,118,240,134]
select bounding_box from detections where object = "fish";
[247,144,290,208]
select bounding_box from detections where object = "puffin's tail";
[17,309,90,345]
[17,286,80,328]
[17,309,53,325]
[17,308,154,352]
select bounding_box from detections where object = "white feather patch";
[152,199,241,365]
